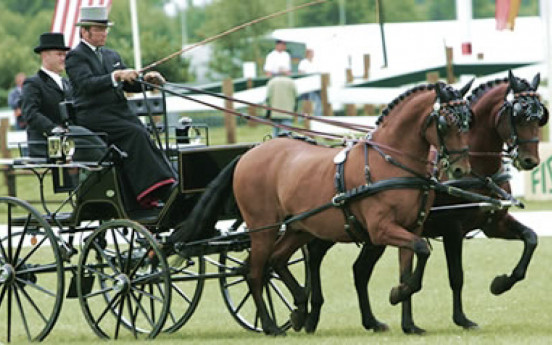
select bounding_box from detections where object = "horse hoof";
[490,274,513,295]
[364,320,389,333]
[304,314,319,334]
[389,285,409,305]
[402,324,426,335]
[454,315,479,330]
[290,309,305,332]
[263,326,286,336]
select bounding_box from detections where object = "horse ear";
[460,78,475,97]
[508,70,521,93]
[435,82,445,100]
[531,73,541,90]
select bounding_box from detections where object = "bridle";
[422,97,471,172]
[496,90,548,164]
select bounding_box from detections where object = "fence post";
[222,78,237,144]
[363,54,370,80]
[246,78,257,127]
[0,118,16,196]
[320,73,333,117]
[426,71,440,83]
[345,68,356,116]
[302,100,313,130]
[445,46,455,84]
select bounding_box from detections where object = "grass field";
[3,237,549,345]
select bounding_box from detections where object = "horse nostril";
[523,157,538,169]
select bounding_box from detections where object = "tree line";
[0,0,539,107]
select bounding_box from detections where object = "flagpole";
[129,0,142,70]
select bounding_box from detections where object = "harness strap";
[334,159,368,244]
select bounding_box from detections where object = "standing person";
[297,48,322,116]
[21,32,105,160]
[297,48,317,74]
[8,72,26,129]
[265,76,297,137]
[263,39,291,77]
[65,5,176,209]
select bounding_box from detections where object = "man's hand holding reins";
[114,69,139,84]
[144,71,166,86]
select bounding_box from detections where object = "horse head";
[422,81,473,179]
[496,70,548,170]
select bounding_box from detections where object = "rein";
[139,0,327,73]
[164,82,374,133]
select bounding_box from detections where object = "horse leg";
[486,215,538,295]
[353,243,389,332]
[398,249,425,334]
[389,237,430,305]
[247,231,286,336]
[303,239,335,333]
[443,229,478,329]
[270,231,313,332]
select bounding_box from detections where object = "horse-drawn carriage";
[0,90,310,342]
[0,71,546,342]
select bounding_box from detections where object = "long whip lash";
[139,0,327,73]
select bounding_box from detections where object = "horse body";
[232,83,472,335]
[302,71,547,335]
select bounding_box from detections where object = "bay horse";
[168,81,474,335]
[304,70,548,334]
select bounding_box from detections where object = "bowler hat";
[75,6,113,27]
[34,33,70,54]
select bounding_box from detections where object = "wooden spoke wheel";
[161,253,205,333]
[77,220,171,339]
[218,245,310,333]
[0,197,64,343]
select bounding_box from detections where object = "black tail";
[168,156,240,245]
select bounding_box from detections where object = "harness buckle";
[332,193,346,206]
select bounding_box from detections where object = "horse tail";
[167,156,240,245]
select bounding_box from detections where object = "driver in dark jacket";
[65,6,176,209]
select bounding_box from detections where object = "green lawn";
[6,237,552,344]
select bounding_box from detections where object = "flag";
[51,0,113,49]
[495,0,520,31]
[507,0,521,30]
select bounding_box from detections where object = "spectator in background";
[297,48,317,74]
[265,75,297,137]
[8,72,26,129]
[264,39,291,77]
[298,48,322,116]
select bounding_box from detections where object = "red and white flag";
[51,0,112,49]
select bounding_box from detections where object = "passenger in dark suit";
[65,6,176,208]
[21,32,105,161]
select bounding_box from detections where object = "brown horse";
[167,81,475,335]
[304,70,548,334]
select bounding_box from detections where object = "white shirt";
[264,50,291,75]
[41,67,64,90]
[298,58,317,74]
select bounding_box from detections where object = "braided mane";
[376,84,435,125]
[467,77,532,107]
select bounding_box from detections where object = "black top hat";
[34,33,70,54]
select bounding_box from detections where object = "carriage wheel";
[218,245,310,332]
[77,220,171,339]
[0,196,64,343]
[162,253,205,333]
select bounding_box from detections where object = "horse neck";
[373,94,432,174]
[469,87,507,175]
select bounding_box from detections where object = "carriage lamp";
[47,134,76,162]
[47,135,62,160]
